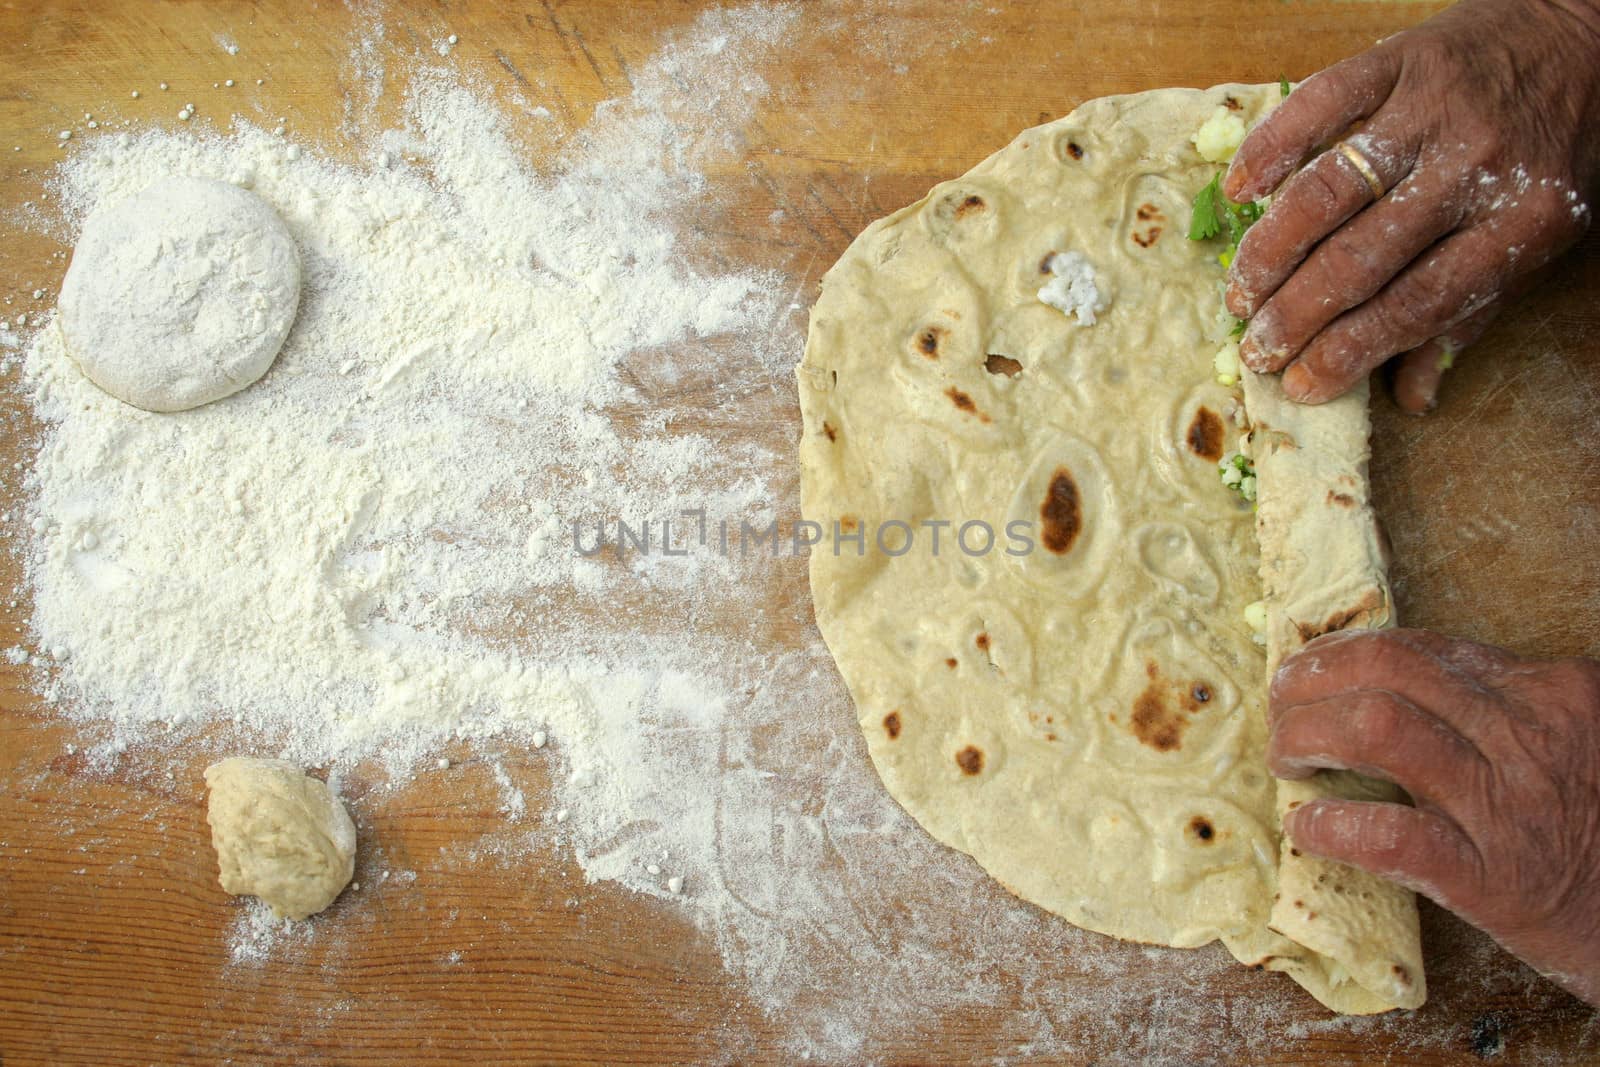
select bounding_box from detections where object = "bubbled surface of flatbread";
[799,84,1279,949]
[797,81,1423,1013]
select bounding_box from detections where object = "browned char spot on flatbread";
[1065,140,1084,160]
[1040,468,1082,554]
[944,386,991,422]
[955,745,984,775]
[1188,815,1216,842]
[1186,407,1226,461]
[822,421,837,442]
[954,194,986,218]
[883,711,902,739]
[1131,683,1187,751]
[985,353,1023,378]
[1129,664,1217,752]
[915,326,946,358]
[1326,489,1355,507]
[1293,586,1385,643]
[1178,681,1213,713]
[1132,203,1165,247]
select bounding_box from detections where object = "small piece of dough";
[58,176,301,412]
[204,757,356,920]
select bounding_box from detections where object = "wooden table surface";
[2,1,1598,1064]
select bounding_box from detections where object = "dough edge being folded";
[1241,370,1426,1013]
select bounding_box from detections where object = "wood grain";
[2,1,1598,1064]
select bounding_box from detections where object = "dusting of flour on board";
[1,3,1583,1062]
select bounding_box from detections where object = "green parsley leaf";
[1279,75,1291,99]
[1191,173,1265,249]
[1221,197,1264,246]
[1189,173,1224,241]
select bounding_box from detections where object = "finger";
[1391,261,1552,414]
[1280,224,1512,404]
[1224,51,1401,202]
[1355,627,1527,685]
[1237,160,1460,372]
[1227,132,1417,322]
[1285,799,1484,911]
[1268,690,1486,804]
[1285,799,1484,910]
[1391,299,1502,414]
[1271,629,1504,740]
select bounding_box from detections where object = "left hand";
[1268,627,1600,1006]
[1222,0,1600,412]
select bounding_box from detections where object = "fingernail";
[1224,281,1249,320]
[1282,362,1315,400]
[1285,798,1328,834]
[1238,332,1272,372]
[1283,804,1307,838]
[1224,161,1250,201]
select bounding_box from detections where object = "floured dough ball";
[203,757,356,920]
[58,176,300,412]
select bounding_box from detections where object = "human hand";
[1268,628,1600,1006]
[1223,0,1600,412]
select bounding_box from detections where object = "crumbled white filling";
[1213,340,1242,386]
[1193,106,1247,163]
[1037,251,1107,326]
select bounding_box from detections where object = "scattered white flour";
[489,759,526,820]
[3,3,1574,1063]
[227,898,311,965]
[22,37,783,775]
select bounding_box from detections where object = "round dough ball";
[58,176,301,412]
[204,757,356,920]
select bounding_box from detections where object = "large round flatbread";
[797,83,1424,1012]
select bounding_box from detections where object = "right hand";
[1222,0,1600,412]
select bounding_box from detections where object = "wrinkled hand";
[1224,0,1600,412]
[1269,628,1600,1006]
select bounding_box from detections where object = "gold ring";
[1336,141,1386,200]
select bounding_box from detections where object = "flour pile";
[3,4,1549,1062]
[20,20,786,769]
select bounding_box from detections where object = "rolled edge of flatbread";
[1239,370,1427,1013]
